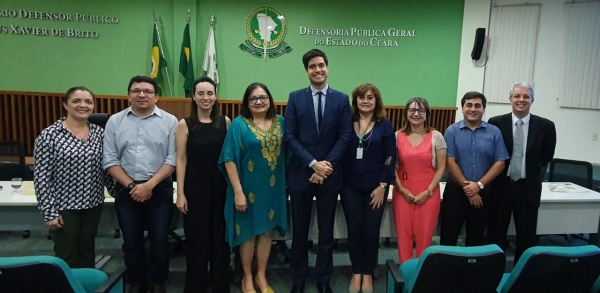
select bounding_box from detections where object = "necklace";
[64,120,89,142]
[357,120,374,149]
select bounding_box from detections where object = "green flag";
[150,22,168,96]
[179,23,195,98]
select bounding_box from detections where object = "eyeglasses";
[248,95,269,104]
[408,108,426,115]
[129,89,155,96]
[511,95,531,100]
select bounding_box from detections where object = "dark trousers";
[289,185,338,285]
[440,181,489,246]
[52,203,103,268]
[340,186,385,275]
[488,178,538,264]
[114,179,173,285]
[182,181,230,293]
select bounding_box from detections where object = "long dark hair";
[240,82,277,120]
[188,76,223,129]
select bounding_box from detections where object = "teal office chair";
[0,255,125,293]
[497,245,600,293]
[386,244,505,293]
[591,277,600,293]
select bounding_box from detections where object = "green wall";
[0,0,464,106]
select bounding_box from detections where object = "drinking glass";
[11,177,23,194]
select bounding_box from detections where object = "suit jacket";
[284,86,352,192]
[488,113,556,208]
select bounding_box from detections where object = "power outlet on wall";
[593,133,598,142]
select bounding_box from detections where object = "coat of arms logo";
[239,6,292,59]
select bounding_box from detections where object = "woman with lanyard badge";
[340,83,396,293]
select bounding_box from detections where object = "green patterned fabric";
[219,115,288,248]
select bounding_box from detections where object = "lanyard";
[358,120,373,147]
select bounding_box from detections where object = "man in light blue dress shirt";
[103,76,177,293]
[440,91,509,247]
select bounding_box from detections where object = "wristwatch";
[427,188,433,196]
[379,184,387,190]
[127,182,137,190]
[477,181,484,190]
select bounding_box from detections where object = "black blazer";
[488,113,556,208]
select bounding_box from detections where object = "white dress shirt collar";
[511,112,531,125]
[310,85,329,97]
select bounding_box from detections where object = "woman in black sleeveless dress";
[175,76,231,293]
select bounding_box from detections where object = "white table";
[1,182,599,241]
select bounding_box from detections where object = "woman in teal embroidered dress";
[219,82,287,293]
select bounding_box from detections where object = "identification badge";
[356,147,363,159]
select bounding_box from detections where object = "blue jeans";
[114,179,173,284]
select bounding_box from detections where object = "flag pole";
[202,14,216,75]
[202,14,219,84]
[153,16,174,97]
[211,15,217,85]
[186,9,191,23]
[263,6,267,61]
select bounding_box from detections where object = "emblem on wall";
[239,6,292,59]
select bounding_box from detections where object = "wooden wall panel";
[0,91,456,155]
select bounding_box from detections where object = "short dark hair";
[188,76,223,130]
[461,91,487,109]
[64,86,94,103]
[351,83,386,122]
[127,76,158,95]
[401,97,432,135]
[240,82,277,120]
[302,49,328,70]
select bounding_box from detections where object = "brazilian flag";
[179,23,194,98]
[150,23,167,96]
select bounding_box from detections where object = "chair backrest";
[541,163,549,181]
[0,140,27,180]
[591,277,600,293]
[0,255,87,293]
[500,245,600,293]
[88,113,110,127]
[549,158,593,189]
[0,261,76,293]
[409,245,505,293]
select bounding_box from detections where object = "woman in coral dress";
[393,97,447,263]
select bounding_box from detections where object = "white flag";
[202,25,219,84]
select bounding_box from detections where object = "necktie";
[317,91,323,130]
[509,119,524,181]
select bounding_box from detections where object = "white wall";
[458,0,600,164]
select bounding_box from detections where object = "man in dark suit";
[284,49,352,293]
[488,82,556,265]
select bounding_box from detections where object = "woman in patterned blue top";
[33,86,114,268]
[219,83,288,293]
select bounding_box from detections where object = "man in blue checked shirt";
[440,91,509,247]
[103,76,177,293]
